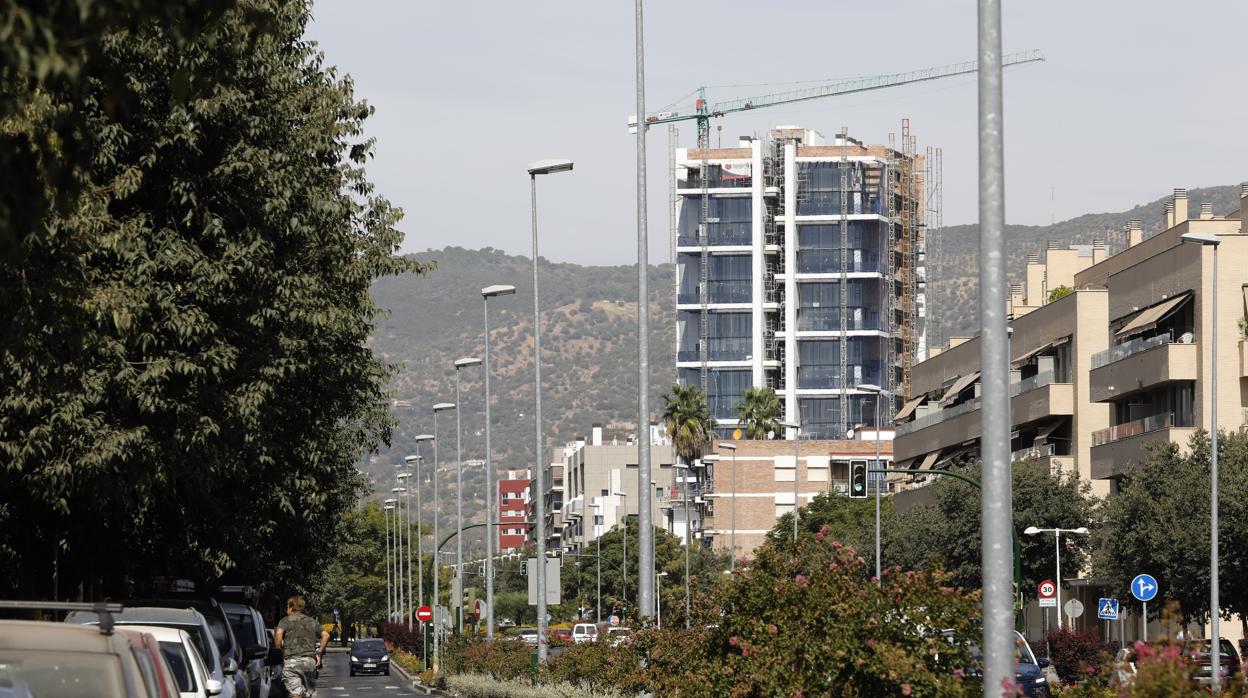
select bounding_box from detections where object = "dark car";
[129,599,256,698]
[349,638,390,677]
[944,629,1051,697]
[221,603,273,698]
[66,605,238,698]
[1185,638,1242,686]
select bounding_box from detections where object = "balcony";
[1009,372,1074,425]
[678,280,752,305]
[677,338,752,363]
[1089,339,1197,403]
[1091,412,1195,479]
[1241,340,1248,378]
[676,224,752,247]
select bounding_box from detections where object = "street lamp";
[527,158,572,662]
[392,484,409,627]
[1023,526,1089,631]
[703,454,722,573]
[857,384,884,585]
[452,357,481,634]
[656,571,669,629]
[675,458,696,629]
[613,490,628,609]
[1182,231,1223,690]
[409,438,434,610]
[432,405,454,668]
[482,284,516,639]
[779,420,801,543]
[717,445,738,571]
[384,500,397,620]
[590,501,603,623]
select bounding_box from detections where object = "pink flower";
[953,668,965,678]
[901,684,912,696]
[795,574,807,587]
[867,638,877,646]
[768,624,778,635]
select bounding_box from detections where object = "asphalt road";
[314,650,431,698]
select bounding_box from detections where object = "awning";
[1115,294,1190,339]
[894,396,926,422]
[894,457,916,470]
[918,451,941,470]
[935,445,977,468]
[1051,335,1071,348]
[1035,419,1062,441]
[1011,343,1051,367]
[940,371,981,404]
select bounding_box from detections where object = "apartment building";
[498,468,531,553]
[702,436,894,559]
[893,185,1248,497]
[674,124,927,439]
[546,425,689,553]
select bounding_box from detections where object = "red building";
[498,469,531,553]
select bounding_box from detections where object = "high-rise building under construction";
[673,123,931,439]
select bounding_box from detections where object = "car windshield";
[0,651,126,698]
[1188,639,1237,657]
[204,614,230,654]
[159,641,197,692]
[225,611,259,647]
[1014,637,1037,665]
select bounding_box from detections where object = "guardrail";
[1091,412,1186,446]
[895,397,982,436]
[1009,370,1056,397]
[1091,334,1171,369]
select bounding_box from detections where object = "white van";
[572,623,598,644]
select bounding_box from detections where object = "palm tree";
[660,383,717,466]
[735,386,781,440]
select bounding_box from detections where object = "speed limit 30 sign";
[1038,580,1057,608]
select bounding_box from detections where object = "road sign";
[473,599,485,620]
[1097,598,1119,620]
[1038,579,1057,607]
[1131,574,1158,602]
[416,605,433,623]
[1064,598,1084,619]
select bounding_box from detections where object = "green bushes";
[1046,627,1112,684]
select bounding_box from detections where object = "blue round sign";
[1131,574,1158,602]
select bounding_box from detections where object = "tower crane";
[635,51,1044,429]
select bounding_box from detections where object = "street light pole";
[393,482,410,629]
[384,502,396,620]
[527,159,573,662]
[856,384,884,584]
[433,404,454,668]
[779,420,801,543]
[591,502,602,623]
[482,284,516,639]
[633,0,656,622]
[657,571,668,629]
[1023,526,1089,631]
[453,357,481,635]
[715,445,737,572]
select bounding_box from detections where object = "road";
[314,650,432,698]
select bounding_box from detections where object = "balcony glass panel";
[677,312,752,362]
[677,197,752,246]
[677,255,752,304]
[1091,334,1173,369]
[795,163,885,215]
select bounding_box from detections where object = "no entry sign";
[416,605,433,623]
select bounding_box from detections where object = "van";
[572,623,598,644]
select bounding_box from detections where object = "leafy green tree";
[310,503,388,631]
[1,0,424,598]
[1048,285,1074,303]
[660,383,716,466]
[766,491,886,566]
[885,460,1097,598]
[734,386,781,440]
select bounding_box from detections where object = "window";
[797,222,885,273]
[796,281,883,331]
[678,196,753,246]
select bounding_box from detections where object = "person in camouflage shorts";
[275,596,329,698]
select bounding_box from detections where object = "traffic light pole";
[868,468,1022,631]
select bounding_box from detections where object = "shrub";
[378,621,424,656]
[453,638,535,681]
[1046,627,1112,683]
[445,673,624,698]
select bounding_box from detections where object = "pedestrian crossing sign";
[1097,598,1119,620]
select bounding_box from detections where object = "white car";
[606,627,632,647]
[571,623,598,644]
[127,624,223,698]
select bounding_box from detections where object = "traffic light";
[849,460,868,499]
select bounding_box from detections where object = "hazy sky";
[307,1,1248,266]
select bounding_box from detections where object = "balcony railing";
[1011,443,1055,463]
[1091,334,1172,369]
[796,251,884,274]
[677,280,752,305]
[796,308,883,331]
[676,224,752,247]
[1009,370,1057,397]
[677,338,752,363]
[895,397,982,436]
[1091,412,1190,447]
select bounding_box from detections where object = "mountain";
[365,247,674,527]
[926,184,1244,344]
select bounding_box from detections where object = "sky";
[307,1,1248,266]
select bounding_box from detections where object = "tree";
[660,383,716,466]
[1048,285,1074,303]
[310,503,389,631]
[1,0,425,598]
[734,386,781,440]
[766,491,885,566]
[885,460,1097,598]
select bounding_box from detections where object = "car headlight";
[350,656,359,662]
[380,654,388,661]
[1035,677,1047,684]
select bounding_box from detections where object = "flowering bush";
[378,621,424,655]
[1046,627,1112,684]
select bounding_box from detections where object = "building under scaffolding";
[673,123,933,439]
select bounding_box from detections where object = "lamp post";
[432,404,454,667]
[384,501,397,620]
[392,483,409,628]
[1023,526,1089,631]
[656,571,668,629]
[718,444,737,572]
[526,158,572,662]
[633,0,656,623]
[675,460,694,629]
[613,490,628,609]
[857,384,884,584]
[1181,231,1222,690]
[779,420,801,543]
[482,284,516,639]
[452,357,481,634]
[591,501,603,623]
[410,439,434,608]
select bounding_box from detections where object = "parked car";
[571,623,598,644]
[66,605,238,698]
[265,630,287,698]
[128,598,254,698]
[127,624,224,698]
[549,627,572,642]
[606,627,632,647]
[220,603,272,698]
[517,628,539,646]
[1,614,159,698]
[348,638,390,677]
[937,629,1050,697]
[1185,638,1242,686]
[123,628,188,698]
